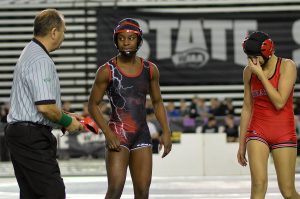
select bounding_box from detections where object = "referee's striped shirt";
[7,38,61,128]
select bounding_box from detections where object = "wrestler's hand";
[237,144,248,167]
[248,58,264,80]
[159,130,172,158]
[105,131,121,152]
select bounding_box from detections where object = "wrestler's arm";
[237,66,252,166]
[88,65,120,151]
[256,59,296,110]
[149,64,172,158]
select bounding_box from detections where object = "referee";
[4,9,83,199]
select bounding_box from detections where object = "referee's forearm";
[36,104,62,122]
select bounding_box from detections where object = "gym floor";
[0,174,299,199]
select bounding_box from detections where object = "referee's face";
[53,21,66,51]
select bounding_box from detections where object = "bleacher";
[0,5,98,111]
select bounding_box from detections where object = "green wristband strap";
[58,112,72,127]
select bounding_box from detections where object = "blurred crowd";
[1,96,300,154]
[151,97,240,143]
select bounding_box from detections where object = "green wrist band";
[58,112,72,127]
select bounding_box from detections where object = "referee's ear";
[50,28,58,40]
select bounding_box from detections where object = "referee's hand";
[65,116,84,133]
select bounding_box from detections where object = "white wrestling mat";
[0,175,299,199]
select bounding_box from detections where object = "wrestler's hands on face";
[248,56,264,80]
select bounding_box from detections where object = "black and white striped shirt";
[7,39,61,127]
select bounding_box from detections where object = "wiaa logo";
[172,48,209,68]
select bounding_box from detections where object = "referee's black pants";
[4,123,65,199]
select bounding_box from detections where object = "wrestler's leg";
[247,140,270,199]
[129,147,152,199]
[272,147,300,199]
[105,146,130,199]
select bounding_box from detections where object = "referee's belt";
[11,121,52,130]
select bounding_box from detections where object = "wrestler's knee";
[105,186,124,199]
[134,185,150,199]
[134,190,149,199]
[105,192,122,199]
[279,183,297,199]
[251,179,268,193]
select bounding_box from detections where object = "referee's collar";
[32,38,50,56]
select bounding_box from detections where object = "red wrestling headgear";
[61,116,100,135]
[242,31,274,60]
[113,18,143,56]
[80,117,100,134]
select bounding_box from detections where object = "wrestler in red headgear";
[238,31,300,198]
